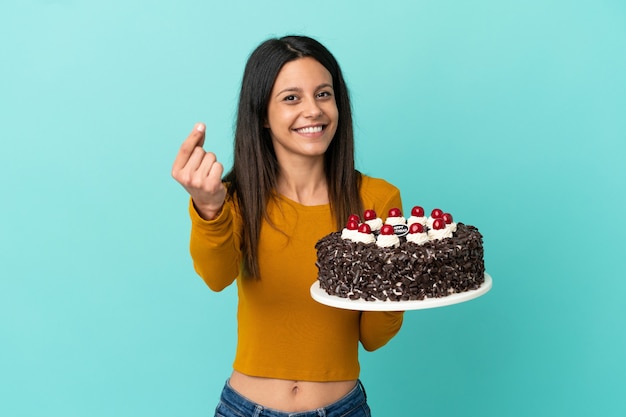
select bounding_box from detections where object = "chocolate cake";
[315,207,485,302]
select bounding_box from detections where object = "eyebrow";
[275,83,334,97]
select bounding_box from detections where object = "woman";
[172,35,404,417]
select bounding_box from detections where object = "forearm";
[189,199,241,291]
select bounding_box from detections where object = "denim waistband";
[218,379,368,417]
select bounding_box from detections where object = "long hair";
[224,35,362,279]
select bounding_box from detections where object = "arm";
[358,176,405,350]
[359,311,404,351]
[172,123,239,291]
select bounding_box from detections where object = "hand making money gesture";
[171,123,227,220]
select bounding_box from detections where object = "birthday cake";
[315,206,485,302]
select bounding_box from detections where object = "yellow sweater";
[189,175,404,381]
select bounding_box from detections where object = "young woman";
[172,35,404,417]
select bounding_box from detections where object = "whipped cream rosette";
[442,212,457,233]
[406,222,429,245]
[407,205,428,228]
[427,218,453,240]
[341,218,360,241]
[426,208,444,229]
[384,207,406,226]
[362,209,383,234]
[352,223,376,244]
[384,207,409,238]
[376,224,400,248]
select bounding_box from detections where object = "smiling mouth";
[295,125,325,134]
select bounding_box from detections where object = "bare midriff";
[229,370,357,412]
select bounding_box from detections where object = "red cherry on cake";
[431,208,444,219]
[357,223,372,234]
[363,209,377,221]
[409,223,424,234]
[380,224,395,235]
[388,207,402,217]
[432,218,446,230]
[346,220,359,230]
[442,212,453,224]
[348,214,360,223]
[411,206,425,217]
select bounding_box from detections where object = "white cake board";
[310,273,492,311]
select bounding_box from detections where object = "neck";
[276,158,328,206]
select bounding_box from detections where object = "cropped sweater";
[188,175,404,381]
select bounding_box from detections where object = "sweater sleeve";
[359,311,404,351]
[188,198,241,292]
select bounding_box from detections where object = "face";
[265,57,339,164]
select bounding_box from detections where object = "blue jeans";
[214,380,371,417]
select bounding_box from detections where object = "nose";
[303,98,323,118]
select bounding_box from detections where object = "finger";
[172,123,206,172]
[196,151,218,179]
[182,146,211,177]
[206,160,224,188]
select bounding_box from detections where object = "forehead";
[272,57,333,90]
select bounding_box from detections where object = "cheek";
[269,109,297,129]
[328,106,339,129]
[328,102,339,121]
[319,100,337,122]
[327,116,339,138]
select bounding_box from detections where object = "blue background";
[1,1,625,416]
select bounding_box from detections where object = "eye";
[283,95,299,102]
[317,91,333,99]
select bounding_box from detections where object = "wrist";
[193,201,223,220]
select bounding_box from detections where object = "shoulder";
[360,174,400,195]
[359,174,402,210]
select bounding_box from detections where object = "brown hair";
[224,35,362,279]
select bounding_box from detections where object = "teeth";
[297,126,323,134]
